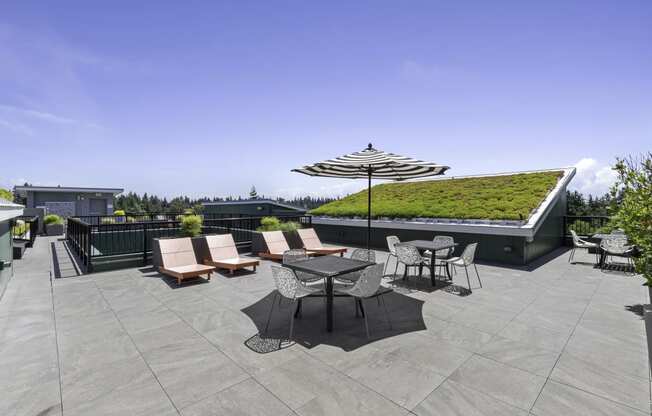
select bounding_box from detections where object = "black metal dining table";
[397,240,458,286]
[284,256,374,332]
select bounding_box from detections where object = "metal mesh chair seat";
[333,263,392,338]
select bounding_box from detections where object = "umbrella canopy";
[293,143,450,248]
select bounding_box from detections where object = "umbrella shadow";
[241,290,426,352]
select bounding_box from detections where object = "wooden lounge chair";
[158,237,215,285]
[297,228,347,257]
[259,231,316,260]
[202,234,259,274]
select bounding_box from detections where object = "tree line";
[566,190,617,216]
[113,191,338,214]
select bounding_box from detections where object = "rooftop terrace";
[2,236,650,415]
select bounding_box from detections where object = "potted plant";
[113,209,126,223]
[611,154,652,301]
[44,214,64,236]
[180,214,202,237]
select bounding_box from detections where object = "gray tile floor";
[1,236,650,415]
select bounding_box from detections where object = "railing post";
[143,222,148,266]
[86,223,92,272]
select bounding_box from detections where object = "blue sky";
[1,1,650,198]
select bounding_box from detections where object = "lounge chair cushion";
[297,228,347,252]
[205,234,240,261]
[262,231,291,255]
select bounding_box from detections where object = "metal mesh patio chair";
[265,265,324,340]
[334,263,392,338]
[444,243,482,293]
[423,236,455,278]
[384,236,400,276]
[569,230,598,264]
[282,249,323,285]
[600,236,635,269]
[335,248,377,284]
[395,244,427,283]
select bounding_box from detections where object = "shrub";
[256,216,302,232]
[44,214,63,225]
[0,188,13,202]
[180,214,202,237]
[611,154,652,286]
[12,220,26,237]
[257,216,281,232]
[279,221,301,232]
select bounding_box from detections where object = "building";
[202,199,307,217]
[0,198,24,300]
[312,168,576,265]
[14,185,123,223]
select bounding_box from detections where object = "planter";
[13,241,26,259]
[283,230,303,250]
[251,232,266,255]
[46,223,64,236]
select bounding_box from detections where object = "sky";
[1,1,650,199]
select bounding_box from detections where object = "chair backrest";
[433,235,455,256]
[570,230,582,245]
[350,263,384,298]
[350,248,376,263]
[271,265,300,299]
[297,228,322,248]
[262,231,290,254]
[158,237,197,268]
[386,235,400,255]
[395,244,422,266]
[283,249,308,265]
[460,243,478,265]
[205,234,238,261]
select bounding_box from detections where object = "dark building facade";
[202,199,306,217]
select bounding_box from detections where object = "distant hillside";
[309,171,563,221]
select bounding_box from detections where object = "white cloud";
[0,118,33,136]
[569,158,618,196]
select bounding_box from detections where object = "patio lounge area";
[2,236,650,416]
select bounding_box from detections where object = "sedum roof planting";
[310,170,564,221]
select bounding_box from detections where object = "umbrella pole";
[367,167,371,250]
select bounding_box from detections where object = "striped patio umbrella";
[292,143,450,249]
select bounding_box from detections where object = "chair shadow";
[136,266,211,289]
[241,290,426,352]
[383,272,476,296]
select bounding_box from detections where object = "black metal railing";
[66,214,312,272]
[563,215,611,237]
[11,216,39,247]
[70,212,301,226]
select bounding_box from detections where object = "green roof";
[309,170,564,221]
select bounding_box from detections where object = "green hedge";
[310,171,563,221]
